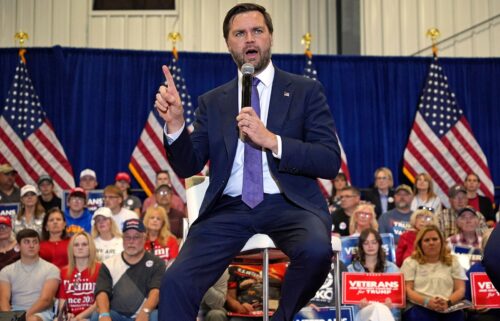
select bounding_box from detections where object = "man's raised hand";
[155,65,185,133]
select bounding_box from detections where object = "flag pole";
[15,31,29,64]
[301,32,313,58]
[168,32,182,61]
[426,28,440,58]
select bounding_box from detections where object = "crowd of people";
[0,162,499,321]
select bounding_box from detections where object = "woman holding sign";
[347,228,400,321]
[401,225,467,321]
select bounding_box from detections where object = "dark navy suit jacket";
[164,67,340,221]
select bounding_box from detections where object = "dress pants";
[159,194,333,321]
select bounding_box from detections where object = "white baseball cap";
[93,207,113,220]
[21,184,38,197]
[80,168,97,179]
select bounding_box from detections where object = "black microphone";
[241,63,254,108]
[240,63,254,141]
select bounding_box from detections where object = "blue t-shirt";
[64,208,93,234]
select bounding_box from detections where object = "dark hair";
[341,186,361,196]
[223,3,274,41]
[41,207,68,241]
[465,172,480,182]
[356,228,386,272]
[156,170,170,179]
[16,228,40,244]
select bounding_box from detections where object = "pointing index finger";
[162,65,175,88]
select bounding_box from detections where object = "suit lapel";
[266,68,292,134]
[220,78,239,160]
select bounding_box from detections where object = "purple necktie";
[242,77,264,208]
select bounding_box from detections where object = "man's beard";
[230,47,272,74]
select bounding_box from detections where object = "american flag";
[0,52,75,191]
[303,49,352,196]
[129,48,195,201]
[403,58,494,208]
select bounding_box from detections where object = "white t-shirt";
[401,255,466,299]
[94,236,124,261]
[111,208,138,230]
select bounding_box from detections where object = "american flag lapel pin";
[284,91,290,97]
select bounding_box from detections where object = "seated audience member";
[91,207,123,261]
[91,219,165,321]
[362,167,395,218]
[437,185,487,239]
[410,173,442,213]
[331,186,360,237]
[347,228,400,321]
[65,188,93,234]
[395,209,436,267]
[401,225,466,321]
[0,229,60,321]
[115,172,141,215]
[143,207,179,265]
[447,207,483,252]
[37,175,61,212]
[14,184,45,235]
[58,232,101,321]
[103,185,138,230]
[199,270,229,321]
[153,184,186,239]
[349,203,378,236]
[141,170,185,215]
[379,184,414,244]
[79,169,98,192]
[328,173,349,213]
[464,173,495,226]
[40,208,70,269]
[0,163,20,204]
[0,216,20,270]
[226,263,287,320]
[465,229,500,321]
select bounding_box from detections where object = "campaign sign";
[340,234,396,265]
[470,272,500,308]
[342,272,405,308]
[294,306,354,321]
[0,203,19,219]
[62,189,104,214]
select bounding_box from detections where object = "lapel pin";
[284,91,290,97]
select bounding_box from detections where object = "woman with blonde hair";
[401,225,466,321]
[349,203,378,236]
[13,184,45,235]
[143,206,179,264]
[410,173,442,212]
[91,207,123,261]
[396,209,437,267]
[58,232,101,321]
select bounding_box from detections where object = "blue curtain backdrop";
[0,47,499,199]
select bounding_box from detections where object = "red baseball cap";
[69,187,87,200]
[0,216,12,228]
[115,172,131,184]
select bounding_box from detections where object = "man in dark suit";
[154,3,340,321]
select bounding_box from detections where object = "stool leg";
[263,248,269,321]
[334,253,341,321]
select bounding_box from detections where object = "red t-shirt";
[468,196,480,212]
[39,238,70,269]
[58,263,101,315]
[144,237,179,264]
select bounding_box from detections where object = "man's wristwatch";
[142,308,151,314]
[447,300,452,308]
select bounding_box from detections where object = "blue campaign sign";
[294,306,354,321]
[62,189,104,214]
[0,203,19,219]
[340,234,396,265]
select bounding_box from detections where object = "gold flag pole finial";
[168,32,182,60]
[426,28,440,58]
[15,31,29,63]
[301,33,313,58]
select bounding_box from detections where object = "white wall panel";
[269,0,291,54]
[1,0,17,47]
[361,0,500,57]
[127,16,144,50]
[108,16,125,49]
[52,0,70,45]
[88,16,106,48]
[17,0,34,44]
[70,0,88,47]
[33,0,52,46]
